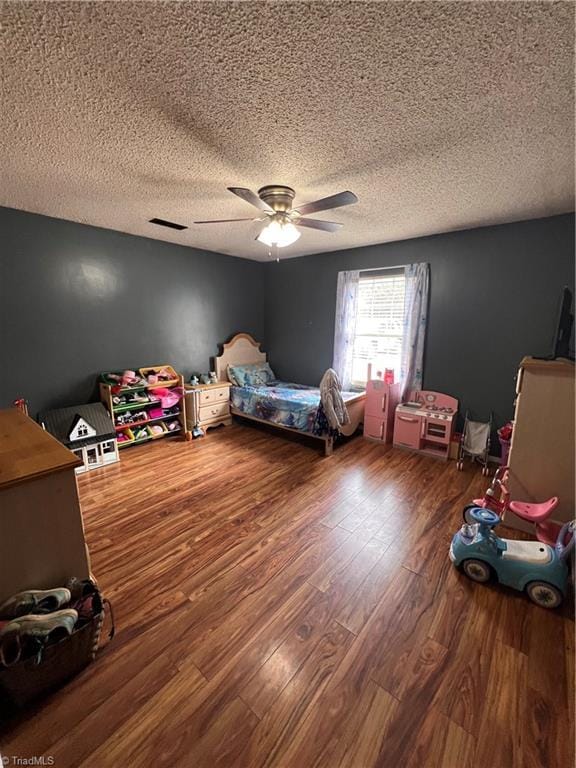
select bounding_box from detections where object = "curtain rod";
[359,264,405,274]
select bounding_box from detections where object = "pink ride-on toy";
[462,465,562,546]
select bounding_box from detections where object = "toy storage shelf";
[113,411,181,432]
[116,426,173,449]
[99,366,190,449]
[111,399,161,414]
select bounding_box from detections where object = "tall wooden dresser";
[505,357,575,529]
[0,409,91,603]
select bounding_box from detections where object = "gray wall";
[1,207,573,430]
[0,207,264,414]
[263,214,575,430]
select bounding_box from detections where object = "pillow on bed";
[228,362,276,387]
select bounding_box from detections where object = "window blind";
[351,272,406,385]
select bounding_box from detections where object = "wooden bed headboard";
[215,333,267,382]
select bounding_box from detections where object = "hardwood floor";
[1,423,573,767]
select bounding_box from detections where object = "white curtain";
[400,262,429,400]
[332,270,360,390]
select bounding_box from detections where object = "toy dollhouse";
[39,402,119,473]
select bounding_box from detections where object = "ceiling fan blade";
[227,187,273,212]
[295,218,343,233]
[294,190,358,216]
[194,218,258,224]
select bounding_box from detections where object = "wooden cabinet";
[0,409,91,604]
[186,383,232,432]
[505,357,575,529]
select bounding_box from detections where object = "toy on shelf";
[450,506,574,608]
[99,365,191,447]
[101,370,147,388]
[393,390,458,461]
[456,411,492,475]
[149,387,184,410]
[140,366,180,387]
[117,430,134,445]
[132,425,150,443]
[383,369,395,385]
[497,421,513,466]
[148,423,168,438]
[462,465,563,546]
[12,398,29,415]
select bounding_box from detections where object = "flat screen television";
[551,286,574,360]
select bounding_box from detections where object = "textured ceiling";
[1,1,574,261]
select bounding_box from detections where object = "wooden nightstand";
[185,382,232,432]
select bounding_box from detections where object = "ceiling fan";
[194,185,358,248]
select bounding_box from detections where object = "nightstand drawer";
[199,402,230,422]
[198,387,230,405]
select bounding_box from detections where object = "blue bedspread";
[230,380,358,435]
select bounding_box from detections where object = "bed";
[214,333,365,456]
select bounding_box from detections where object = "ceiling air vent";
[149,218,188,231]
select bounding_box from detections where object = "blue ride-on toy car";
[450,507,574,608]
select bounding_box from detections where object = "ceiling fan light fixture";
[196,185,357,252]
[257,217,301,248]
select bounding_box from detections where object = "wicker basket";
[0,598,112,712]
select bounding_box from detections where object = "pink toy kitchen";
[393,390,459,460]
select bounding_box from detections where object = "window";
[77,424,89,437]
[350,270,406,386]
